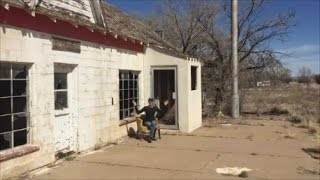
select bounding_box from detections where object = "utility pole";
[231,0,240,118]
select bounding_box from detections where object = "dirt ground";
[25,116,319,179]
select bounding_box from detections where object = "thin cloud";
[279,44,319,56]
[279,44,320,75]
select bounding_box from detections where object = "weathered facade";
[0,0,202,178]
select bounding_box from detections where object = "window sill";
[0,145,40,162]
[119,117,137,126]
[55,109,70,116]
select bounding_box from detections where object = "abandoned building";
[0,0,202,178]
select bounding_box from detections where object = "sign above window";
[52,37,81,53]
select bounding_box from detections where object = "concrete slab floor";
[26,119,319,179]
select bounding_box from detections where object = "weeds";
[241,84,320,137]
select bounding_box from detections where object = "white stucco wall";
[0,25,57,179]
[143,48,202,132]
[187,60,202,132]
[0,25,144,178]
[0,25,202,179]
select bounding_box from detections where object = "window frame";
[119,70,139,120]
[191,66,198,91]
[0,63,30,151]
[54,72,69,112]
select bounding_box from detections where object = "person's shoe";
[145,136,152,143]
[150,137,157,141]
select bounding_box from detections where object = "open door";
[152,67,178,129]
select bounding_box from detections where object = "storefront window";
[0,63,29,151]
[119,71,139,120]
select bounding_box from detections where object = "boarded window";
[54,73,68,110]
[119,71,139,120]
[0,63,29,151]
[191,66,197,90]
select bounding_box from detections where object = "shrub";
[268,106,289,115]
[288,116,302,124]
[314,74,320,84]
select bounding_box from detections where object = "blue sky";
[106,0,320,75]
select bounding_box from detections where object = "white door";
[53,64,77,154]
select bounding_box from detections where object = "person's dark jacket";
[135,106,164,122]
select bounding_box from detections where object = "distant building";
[256,81,271,87]
[0,0,202,178]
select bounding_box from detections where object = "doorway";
[152,67,178,129]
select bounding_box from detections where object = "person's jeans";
[144,120,156,138]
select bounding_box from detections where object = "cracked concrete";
[27,119,319,179]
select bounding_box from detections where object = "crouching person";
[132,98,168,141]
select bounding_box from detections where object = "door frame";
[151,66,178,130]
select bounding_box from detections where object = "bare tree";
[140,0,295,114]
[199,0,295,113]
[297,66,313,84]
[158,0,218,54]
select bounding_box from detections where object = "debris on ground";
[221,123,232,127]
[281,131,296,139]
[246,134,254,141]
[216,167,252,178]
[302,147,320,159]
[297,166,320,175]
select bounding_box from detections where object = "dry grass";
[241,83,320,139]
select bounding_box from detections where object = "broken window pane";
[0,132,12,150]
[14,113,27,130]
[13,80,27,96]
[0,63,11,79]
[54,73,67,90]
[0,80,11,97]
[0,98,11,115]
[55,91,68,110]
[12,64,27,79]
[13,97,26,113]
[0,115,12,133]
[14,129,27,147]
